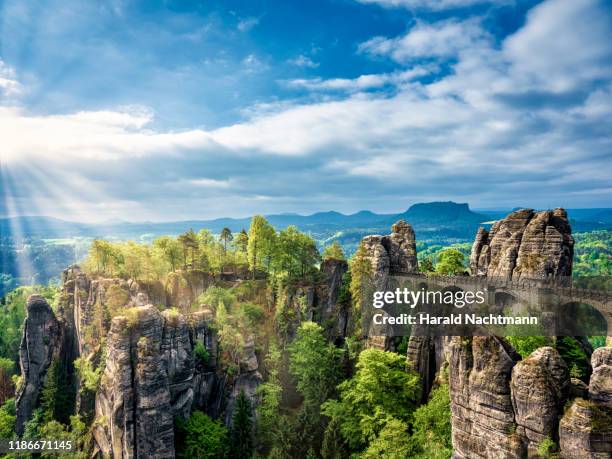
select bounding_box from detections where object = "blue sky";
[1,0,611,221]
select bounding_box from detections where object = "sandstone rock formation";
[449,336,524,459]
[510,347,569,455]
[93,306,175,459]
[318,259,350,338]
[15,295,64,435]
[92,305,220,458]
[559,350,612,459]
[361,220,418,285]
[559,399,612,459]
[406,336,450,402]
[361,221,418,348]
[589,346,612,408]
[470,208,574,281]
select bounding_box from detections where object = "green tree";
[73,356,102,392]
[360,419,415,459]
[349,243,373,336]
[220,228,233,252]
[23,408,44,443]
[410,384,453,459]
[0,356,15,406]
[86,240,122,275]
[153,236,182,272]
[556,337,591,381]
[0,399,16,439]
[288,322,344,413]
[175,411,228,459]
[323,241,346,261]
[288,322,344,453]
[230,391,254,459]
[435,249,466,275]
[194,342,210,366]
[256,343,282,452]
[247,216,276,279]
[234,229,249,253]
[0,288,28,361]
[321,416,348,459]
[199,286,235,313]
[322,349,421,450]
[419,257,435,273]
[506,336,553,358]
[178,229,199,268]
[39,359,73,425]
[273,226,320,280]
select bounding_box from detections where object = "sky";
[0,0,611,222]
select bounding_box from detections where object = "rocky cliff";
[362,220,418,284]
[470,208,574,281]
[447,208,610,458]
[15,295,64,435]
[559,347,612,458]
[449,336,524,459]
[510,347,569,456]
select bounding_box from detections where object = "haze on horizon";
[1,0,611,222]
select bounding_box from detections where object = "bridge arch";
[558,301,608,336]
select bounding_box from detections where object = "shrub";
[74,356,102,392]
[194,342,210,365]
[506,336,552,358]
[537,436,558,458]
[175,411,228,459]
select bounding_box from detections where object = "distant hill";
[2,203,610,247]
[398,202,485,225]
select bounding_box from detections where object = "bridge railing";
[391,272,610,300]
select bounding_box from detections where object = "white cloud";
[0,105,215,163]
[288,55,319,68]
[187,178,232,188]
[359,19,490,62]
[0,60,22,96]
[283,66,434,91]
[237,16,260,32]
[356,0,510,10]
[1,0,611,220]
[242,53,267,73]
[503,0,612,91]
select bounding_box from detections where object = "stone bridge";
[392,273,611,335]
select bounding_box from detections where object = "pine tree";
[321,416,347,459]
[39,359,73,425]
[230,390,254,458]
[220,227,233,252]
[322,241,346,261]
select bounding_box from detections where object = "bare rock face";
[15,295,63,435]
[470,208,573,281]
[93,305,222,458]
[558,347,612,458]
[559,398,612,459]
[224,371,263,426]
[188,310,219,414]
[589,346,612,408]
[93,306,175,459]
[449,336,524,459]
[319,259,349,315]
[161,310,195,419]
[510,347,569,455]
[361,235,390,289]
[165,270,212,311]
[361,220,418,294]
[362,220,418,277]
[385,220,419,274]
[318,259,350,338]
[406,336,450,402]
